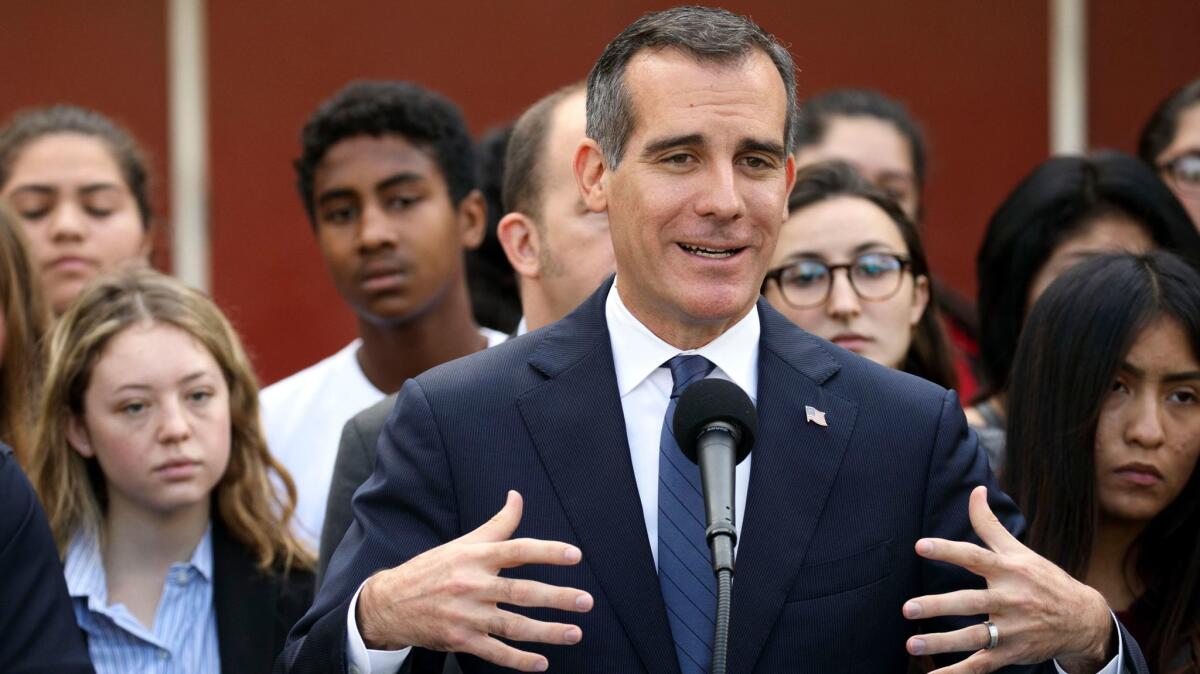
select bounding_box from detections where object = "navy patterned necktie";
[657,355,718,674]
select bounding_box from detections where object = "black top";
[212,517,315,673]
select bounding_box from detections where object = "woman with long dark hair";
[971,151,1200,468]
[1004,251,1200,672]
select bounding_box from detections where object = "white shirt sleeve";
[345,580,412,674]
[1052,611,1125,674]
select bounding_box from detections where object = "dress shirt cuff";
[345,580,412,674]
[1052,610,1124,674]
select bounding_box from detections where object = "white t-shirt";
[261,329,507,549]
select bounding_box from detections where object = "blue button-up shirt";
[64,524,220,674]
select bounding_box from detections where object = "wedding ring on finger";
[982,620,999,650]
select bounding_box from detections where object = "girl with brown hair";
[28,268,313,673]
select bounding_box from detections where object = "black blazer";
[281,278,1147,673]
[0,443,95,674]
[213,519,314,673]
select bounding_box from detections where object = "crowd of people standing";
[1,7,1198,673]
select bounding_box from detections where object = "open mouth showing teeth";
[679,243,743,259]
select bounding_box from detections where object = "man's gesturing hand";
[903,486,1114,674]
[356,490,594,672]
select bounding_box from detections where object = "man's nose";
[826,269,862,318]
[358,201,398,251]
[694,163,743,221]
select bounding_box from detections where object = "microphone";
[672,377,756,674]
[671,377,757,574]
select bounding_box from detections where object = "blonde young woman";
[29,269,313,673]
[0,204,48,462]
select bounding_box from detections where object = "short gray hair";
[586,6,797,168]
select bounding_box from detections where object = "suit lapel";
[517,279,680,674]
[728,301,859,674]
[212,520,276,674]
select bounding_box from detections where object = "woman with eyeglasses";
[761,161,958,392]
[1140,78,1200,229]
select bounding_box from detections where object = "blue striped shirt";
[64,524,220,674]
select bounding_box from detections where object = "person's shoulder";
[0,444,34,539]
[762,307,952,414]
[416,325,546,390]
[260,341,360,410]
[831,345,955,420]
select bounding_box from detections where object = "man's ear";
[575,138,609,214]
[497,212,542,280]
[457,189,487,250]
[782,154,797,221]
[65,415,95,459]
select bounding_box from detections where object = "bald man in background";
[317,82,614,578]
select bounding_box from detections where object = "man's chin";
[673,288,759,326]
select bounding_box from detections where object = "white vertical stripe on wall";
[1050,0,1088,155]
[169,0,210,291]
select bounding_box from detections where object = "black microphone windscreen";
[672,378,757,464]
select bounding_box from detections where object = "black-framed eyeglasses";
[1159,152,1200,196]
[762,252,912,309]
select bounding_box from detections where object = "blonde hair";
[0,205,48,461]
[28,268,313,571]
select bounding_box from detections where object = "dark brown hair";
[1004,252,1200,671]
[0,205,48,460]
[0,105,153,228]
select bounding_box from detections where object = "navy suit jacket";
[0,444,94,674]
[279,279,1146,673]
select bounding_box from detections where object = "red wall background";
[3,1,1198,385]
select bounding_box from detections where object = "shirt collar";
[605,281,759,401]
[64,525,108,606]
[189,524,214,582]
[64,522,215,602]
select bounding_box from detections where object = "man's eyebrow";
[316,173,426,206]
[641,134,704,158]
[316,188,357,206]
[376,172,425,192]
[738,138,786,160]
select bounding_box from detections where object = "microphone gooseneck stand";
[700,423,740,674]
[714,567,733,674]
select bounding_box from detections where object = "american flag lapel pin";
[805,405,828,427]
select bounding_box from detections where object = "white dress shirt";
[344,285,1122,674]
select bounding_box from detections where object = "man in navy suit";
[279,7,1143,674]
